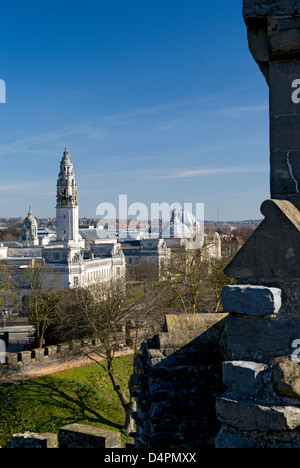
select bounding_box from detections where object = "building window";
[74,277,79,287]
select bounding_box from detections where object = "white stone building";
[161,208,221,259]
[2,148,126,295]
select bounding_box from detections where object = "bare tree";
[0,261,16,317]
[20,261,60,348]
[159,245,236,314]
[133,260,158,291]
[160,247,209,314]
[204,256,236,313]
[56,279,145,433]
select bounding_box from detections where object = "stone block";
[270,151,300,198]
[222,361,267,392]
[216,397,300,431]
[272,356,300,400]
[163,348,175,357]
[57,343,70,356]
[147,358,164,367]
[243,0,295,20]
[59,424,121,448]
[222,285,282,316]
[68,340,83,357]
[215,427,255,449]
[247,26,269,63]
[46,346,59,358]
[126,440,135,448]
[160,314,228,349]
[271,115,300,152]
[6,354,20,367]
[268,17,300,61]
[270,62,300,116]
[221,315,300,362]
[216,426,300,448]
[146,349,165,359]
[225,199,300,280]
[33,348,46,362]
[71,340,82,351]
[20,351,33,366]
[6,432,58,449]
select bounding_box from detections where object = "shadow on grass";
[19,376,123,431]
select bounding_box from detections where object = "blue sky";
[0,0,270,221]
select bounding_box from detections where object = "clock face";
[60,188,68,197]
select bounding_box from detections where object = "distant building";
[161,208,194,248]
[0,149,224,306]
[0,245,8,260]
[37,227,57,246]
[221,235,242,258]
[22,209,39,247]
[121,208,222,279]
[122,238,170,280]
[1,148,126,302]
[161,208,221,259]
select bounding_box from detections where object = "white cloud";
[209,102,268,117]
[0,123,108,155]
[0,182,53,193]
[162,166,268,179]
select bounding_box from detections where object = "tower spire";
[56,147,79,245]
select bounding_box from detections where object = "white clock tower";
[56,147,80,246]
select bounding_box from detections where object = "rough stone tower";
[56,148,79,247]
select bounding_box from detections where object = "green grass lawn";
[0,354,134,447]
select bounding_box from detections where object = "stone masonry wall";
[216,285,300,448]
[131,314,228,449]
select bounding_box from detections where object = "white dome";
[179,210,198,227]
[162,208,192,239]
[162,222,192,239]
[24,209,38,227]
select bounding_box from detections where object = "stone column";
[244,0,300,204]
[215,1,300,448]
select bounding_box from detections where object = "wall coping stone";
[222,285,282,316]
[58,424,121,449]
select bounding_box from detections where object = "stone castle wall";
[131,314,228,449]
[0,322,138,381]
[0,338,107,380]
